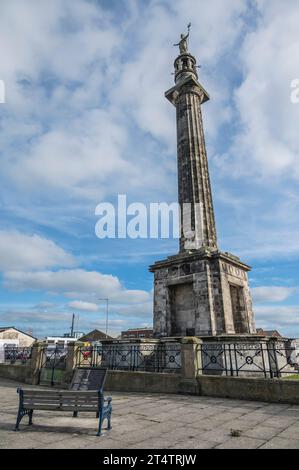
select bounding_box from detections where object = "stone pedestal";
[150,248,255,338]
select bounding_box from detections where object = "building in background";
[256,329,283,338]
[79,329,114,344]
[44,336,78,355]
[45,336,77,344]
[63,332,84,340]
[0,327,36,363]
[0,326,36,347]
[121,328,154,339]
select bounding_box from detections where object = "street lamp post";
[98,298,109,338]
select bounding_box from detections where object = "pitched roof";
[256,328,282,338]
[0,326,14,332]
[79,329,114,342]
[0,326,37,340]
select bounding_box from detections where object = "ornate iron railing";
[75,343,182,373]
[196,342,298,378]
[3,347,32,364]
[38,345,68,386]
[75,346,101,368]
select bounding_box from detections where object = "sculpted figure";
[174,23,191,54]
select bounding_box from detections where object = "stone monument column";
[150,30,256,338]
[167,52,217,252]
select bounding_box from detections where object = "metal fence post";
[266,342,274,379]
[260,342,267,378]
[228,344,234,377]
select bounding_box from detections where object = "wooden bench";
[15,369,112,436]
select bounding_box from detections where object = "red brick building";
[256,328,282,338]
[121,328,154,339]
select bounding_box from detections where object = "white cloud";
[3,269,121,296]
[255,305,299,338]
[0,0,120,91]
[0,0,252,212]
[0,0,133,206]
[0,304,152,338]
[9,110,132,201]
[3,267,152,307]
[218,0,299,180]
[111,301,152,319]
[252,286,295,303]
[214,182,299,262]
[0,231,76,271]
[116,0,248,149]
[68,300,99,312]
[33,301,56,310]
[0,309,70,325]
[109,289,151,304]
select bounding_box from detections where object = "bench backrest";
[19,388,100,411]
[70,367,108,392]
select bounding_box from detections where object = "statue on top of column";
[174,23,191,54]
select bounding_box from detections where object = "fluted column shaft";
[176,85,217,252]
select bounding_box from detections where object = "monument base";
[149,248,256,338]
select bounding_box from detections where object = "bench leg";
[15,408,27,431]
[97,412,112,435]
[28,410,33,426]
[96,411,103,436]
[73,411,78,418]
[107,415,112,430]
[15,410,22,431]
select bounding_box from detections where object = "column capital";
[165,75,210,107]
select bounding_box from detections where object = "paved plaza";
[0,378,299,449]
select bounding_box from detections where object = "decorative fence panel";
[197,342,298,378]
[38,345,68,386]
[75,343,182,373]
[75,346,102,368]
[3,347,32,365]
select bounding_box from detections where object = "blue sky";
[0,0,299,339]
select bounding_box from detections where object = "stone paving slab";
[276,423,299,439]
[1,378,299,449]
[215,436,266,449]
[259,437,299,449]
[242,425,284,440]
[172,439,218,449]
